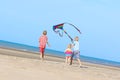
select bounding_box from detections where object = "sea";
[0,40,120,68]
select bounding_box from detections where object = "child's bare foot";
[80,65,85,68]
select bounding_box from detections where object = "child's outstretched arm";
[47,42,50,47]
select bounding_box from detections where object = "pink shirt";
[39,35,48,48]
[65,48,73,54]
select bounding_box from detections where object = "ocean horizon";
[0,40,120,68]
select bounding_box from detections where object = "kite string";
[63,30,73,42]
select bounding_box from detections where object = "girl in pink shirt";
[39,30,50,61]
[64,44,73,64]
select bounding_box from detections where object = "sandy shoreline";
[0,48,120,80]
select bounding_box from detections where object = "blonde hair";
[43,30,47,35]
[67,44,72,49]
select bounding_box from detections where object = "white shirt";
[73,41,80,51]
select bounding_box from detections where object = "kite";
[53,22,81,42]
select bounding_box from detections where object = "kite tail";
[63,30,73,42]
[59,31,63,37]
[54,30,63,37]
[64,22,82,34]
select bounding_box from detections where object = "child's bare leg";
[40,53,42,60]
[70,54,74,65]
[41,53,44,61]
[40,53,41,59]
[65,57,67,63]
[41,48,45,61]
[77,59,82,66]
[65,57,69,64]
[68,57,71,64]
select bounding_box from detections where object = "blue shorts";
[72,50,80,59]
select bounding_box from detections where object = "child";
[64,44,73,64]
[70,36,82,67]
[39,30,50,61]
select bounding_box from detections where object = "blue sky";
[0,0,120,62]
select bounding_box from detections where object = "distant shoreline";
[0,40,120,68]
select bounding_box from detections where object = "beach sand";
[0,48,120,80]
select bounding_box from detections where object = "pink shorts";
[39,47,45,54]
